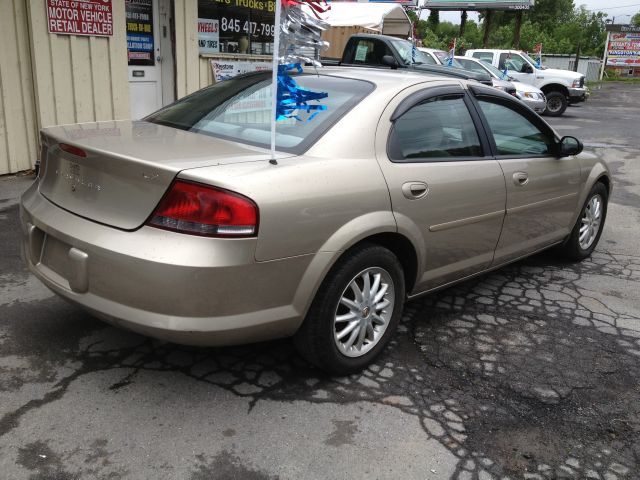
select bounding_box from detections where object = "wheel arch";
[540,83,570,97]
[291,224,421,329]
[596,174,612,197]
[571,161,612,226]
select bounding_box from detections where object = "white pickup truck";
[465,49,587,116]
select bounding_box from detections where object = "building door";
[126,0,173,119]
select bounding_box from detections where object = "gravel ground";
[0,82,638,480]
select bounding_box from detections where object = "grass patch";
[604,76,640,83]
[587,78,640,88]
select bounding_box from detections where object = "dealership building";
[0,0,277,175]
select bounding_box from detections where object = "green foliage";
[632,12,640,26]
[419,2,608,57]
[427,10,440,31]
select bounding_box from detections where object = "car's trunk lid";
[38,120,285,230]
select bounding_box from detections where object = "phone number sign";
[47,0,113,37]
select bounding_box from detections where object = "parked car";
[21,68,610,375]
[465,49,586,116]
[418,47,463,67]
[454,56,518,97]
[322,34,493,86]
[455,56,546,113]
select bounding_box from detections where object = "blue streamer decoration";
[276,63,328,122]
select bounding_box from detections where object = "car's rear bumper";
[20,181,312,346]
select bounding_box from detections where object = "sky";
[421,1,640,24]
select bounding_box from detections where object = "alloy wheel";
[333,267,395,358]
[579,194,603,250]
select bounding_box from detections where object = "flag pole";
[270,0,282,161]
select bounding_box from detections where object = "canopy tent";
[304,3,412,36]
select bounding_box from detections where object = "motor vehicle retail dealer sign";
[47,0,113,37]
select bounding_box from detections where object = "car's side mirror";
[382,55,399,70]
[558,136,583,157]
[521,63,534,74]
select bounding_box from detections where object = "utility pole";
[513,10,523,49]
[599,30,611,81]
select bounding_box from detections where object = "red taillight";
[59,143,87,157]
[148,180,258,237]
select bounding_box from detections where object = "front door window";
[477,99,554,156]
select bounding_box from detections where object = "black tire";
[294,244,405,375]
[559,182,608,261]
[543,91,568,117]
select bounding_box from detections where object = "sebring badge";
[54,163,102,192]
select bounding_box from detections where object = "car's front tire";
[560,182,608,261]
[294,244,405,375]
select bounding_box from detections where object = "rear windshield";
[433,51,463,68]
[145,72,374,154]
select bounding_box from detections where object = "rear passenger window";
[472,52,494,62]
[478,99,554,156]
[388,95,483,161]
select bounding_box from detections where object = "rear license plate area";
[40,233,72,280]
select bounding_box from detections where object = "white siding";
[0,0,38,174]
[26,0,130,127]
[174,0,200,98]
[0,0,131,175]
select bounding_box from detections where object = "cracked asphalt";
[1,82,639,480]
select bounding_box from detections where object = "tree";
[474,1,608,57]
[632,12,640,26]
[527,0,575,30]
[427,9,440,31]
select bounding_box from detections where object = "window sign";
[47,0,114,37]
[198,0,275,55]
[199,18,220,54]
[355,45,368,62]
[126,0,154,66]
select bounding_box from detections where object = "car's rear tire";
[294,244,405,375]
[543,91,568,116]
[559,182,608,261]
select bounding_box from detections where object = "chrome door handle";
[513,172,529,186]
[402,181,429,199]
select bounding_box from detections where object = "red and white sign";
[198,18,220,54]
[606,32,640,66]
[47,0,113,37]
